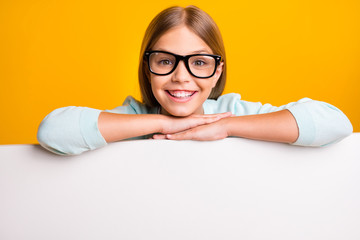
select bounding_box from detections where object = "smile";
[166,90,197,103]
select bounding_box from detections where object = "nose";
[171,60,191,83]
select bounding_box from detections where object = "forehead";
[152,25,213,55]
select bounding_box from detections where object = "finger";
[200,112,232,124]
[181,113,230,130]
[166,131,194,140]
[165,112,232,135]
[152,134,167,139]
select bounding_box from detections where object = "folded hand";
[154,113,232,141]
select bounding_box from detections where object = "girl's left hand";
[152,118,230,141]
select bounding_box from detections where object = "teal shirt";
[37,93,353,155]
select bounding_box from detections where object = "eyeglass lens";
[149,52,216,78]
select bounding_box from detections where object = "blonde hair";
[138,5,227,107]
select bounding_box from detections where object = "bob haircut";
[138,5,227,107]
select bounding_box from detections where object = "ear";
[211,61,224,88]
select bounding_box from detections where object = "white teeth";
[168,91,194,98]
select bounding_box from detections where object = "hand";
[153,117,231,141]
[160,112,232,135]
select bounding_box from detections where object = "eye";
[158,59,173,65]
[190,56,212,67]
[194,60,206,66]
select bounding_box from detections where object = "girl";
[37,5,353,155]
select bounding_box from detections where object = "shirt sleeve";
[37,106,107,155]
[37,96,153,155]
[285,99,353,146]
[204,93,353,147]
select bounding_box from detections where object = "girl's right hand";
[160,112,232,135]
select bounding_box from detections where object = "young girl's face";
[150,25,223,117]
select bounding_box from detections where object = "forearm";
[225,109,299,143]
[98,112,165,142]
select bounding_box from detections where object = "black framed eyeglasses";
[144,51,222,79]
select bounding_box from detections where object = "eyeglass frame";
[144,50,222,79]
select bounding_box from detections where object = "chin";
[166,108,194,117]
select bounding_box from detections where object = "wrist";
[220,116,235,137]
[158,114,171,134]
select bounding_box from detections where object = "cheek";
[210,72,222,89]
[150,76,166,95]
[149,75,158,88]
[197,81,216,94]
[206,77,218,90]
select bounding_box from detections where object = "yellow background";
[0,0,359,144]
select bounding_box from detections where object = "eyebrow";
[154,48,211,55]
